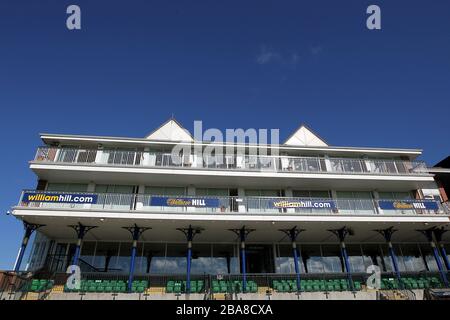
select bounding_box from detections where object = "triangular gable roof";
[145,118,193,142]
[283,124,328,147]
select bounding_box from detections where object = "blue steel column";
[240,229,247,293]
[417,228,449,287]
[14,221,45,272]
[123,224,151,293]
[375,227,402,288]
[433,228,450,271]
[177,225,202,294]
[229,226,254,293]
[328,227,354,291]
[69,223,97,267]
[186,227,193,294]
[279,227,305,292]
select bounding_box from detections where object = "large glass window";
[245,189,280,212]
[79,242,96,267]
[336,191,375,214]
[300,245,323,274]
[92,242,120,272]
[418,244,439,272]
[94,185,135,210]
[378,192,413,200]
[398,244,426,272]
[140,243,166,274]
[275,244,306,274]
[196,188,229,196]
[190,244,213,275]
[46,183,88,192]
[212,244,239,274]
[292,190,331,198]
[321,245,343,273]
[144,186,186,195]
[165,244,188,274]
[245,189,280,197]
[361,244,385,271]
[95,185,134,194]
[115,242,133,274]
[346,245,366,272]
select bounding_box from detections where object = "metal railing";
[33,146,429,176]
[16,190,448,216]
[2,270,447,299]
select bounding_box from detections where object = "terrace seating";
[272,279,362,293]
[210,280,258,293]
[63,279,148,293]
[29,279,54,292]
[166,280,205,294]
[382,276,443,290]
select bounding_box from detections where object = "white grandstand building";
[3,119,450,300]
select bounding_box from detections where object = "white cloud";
[256,46,282,64]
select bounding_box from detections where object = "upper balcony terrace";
[32,146,429,177]
[15,190,449,217]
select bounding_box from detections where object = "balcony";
[32,147,429,176]
[16,190,448,216]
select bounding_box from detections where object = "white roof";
[284,125,328,147]
[145,119,193,142]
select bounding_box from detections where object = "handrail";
[16,190,447,216]
[32,146,429,176]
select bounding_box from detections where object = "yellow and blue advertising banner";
[150,196,220,207]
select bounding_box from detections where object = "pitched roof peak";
[283,124,328,147]
[145,118,193,142]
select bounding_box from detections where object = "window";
[336,191,375,213]
[378,191,413,200]
[46,183,88,192]
[398,244,427,272]
[95,185,135,194]
[321,245,343,273]
[293,190,331,198]
[92,242,120,272]
[361,244,385,271]
[346,244,366,272]
[144,186,186,195]
[300,245,323,273]
[245,189,280,197]
[196,188,229,196]
[275,244,306,274]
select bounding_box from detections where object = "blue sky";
[0,0,449,269]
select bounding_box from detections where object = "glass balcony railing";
[33,147,429,176]
[16,190,448,216]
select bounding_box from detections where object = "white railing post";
[285,188,295,213]
[136,185,145,210]
[238,188,246,213]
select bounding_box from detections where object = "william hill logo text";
[23,193,97,204]
[167,198,207,207]
[272,200,334,209]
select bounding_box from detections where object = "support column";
[177,225,202,294]
[328,227,354,291]
[14,221,45,272]
[375,227,402,288]
[69,223,98,268]
[123,224,151,292]
[417,228,449,287]
[279,227,305,292]
[433,227,450,271]
[229,226,255,293]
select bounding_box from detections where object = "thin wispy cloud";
[256,46,282,65]
[309,45,323,56]
[255,44,323,66]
